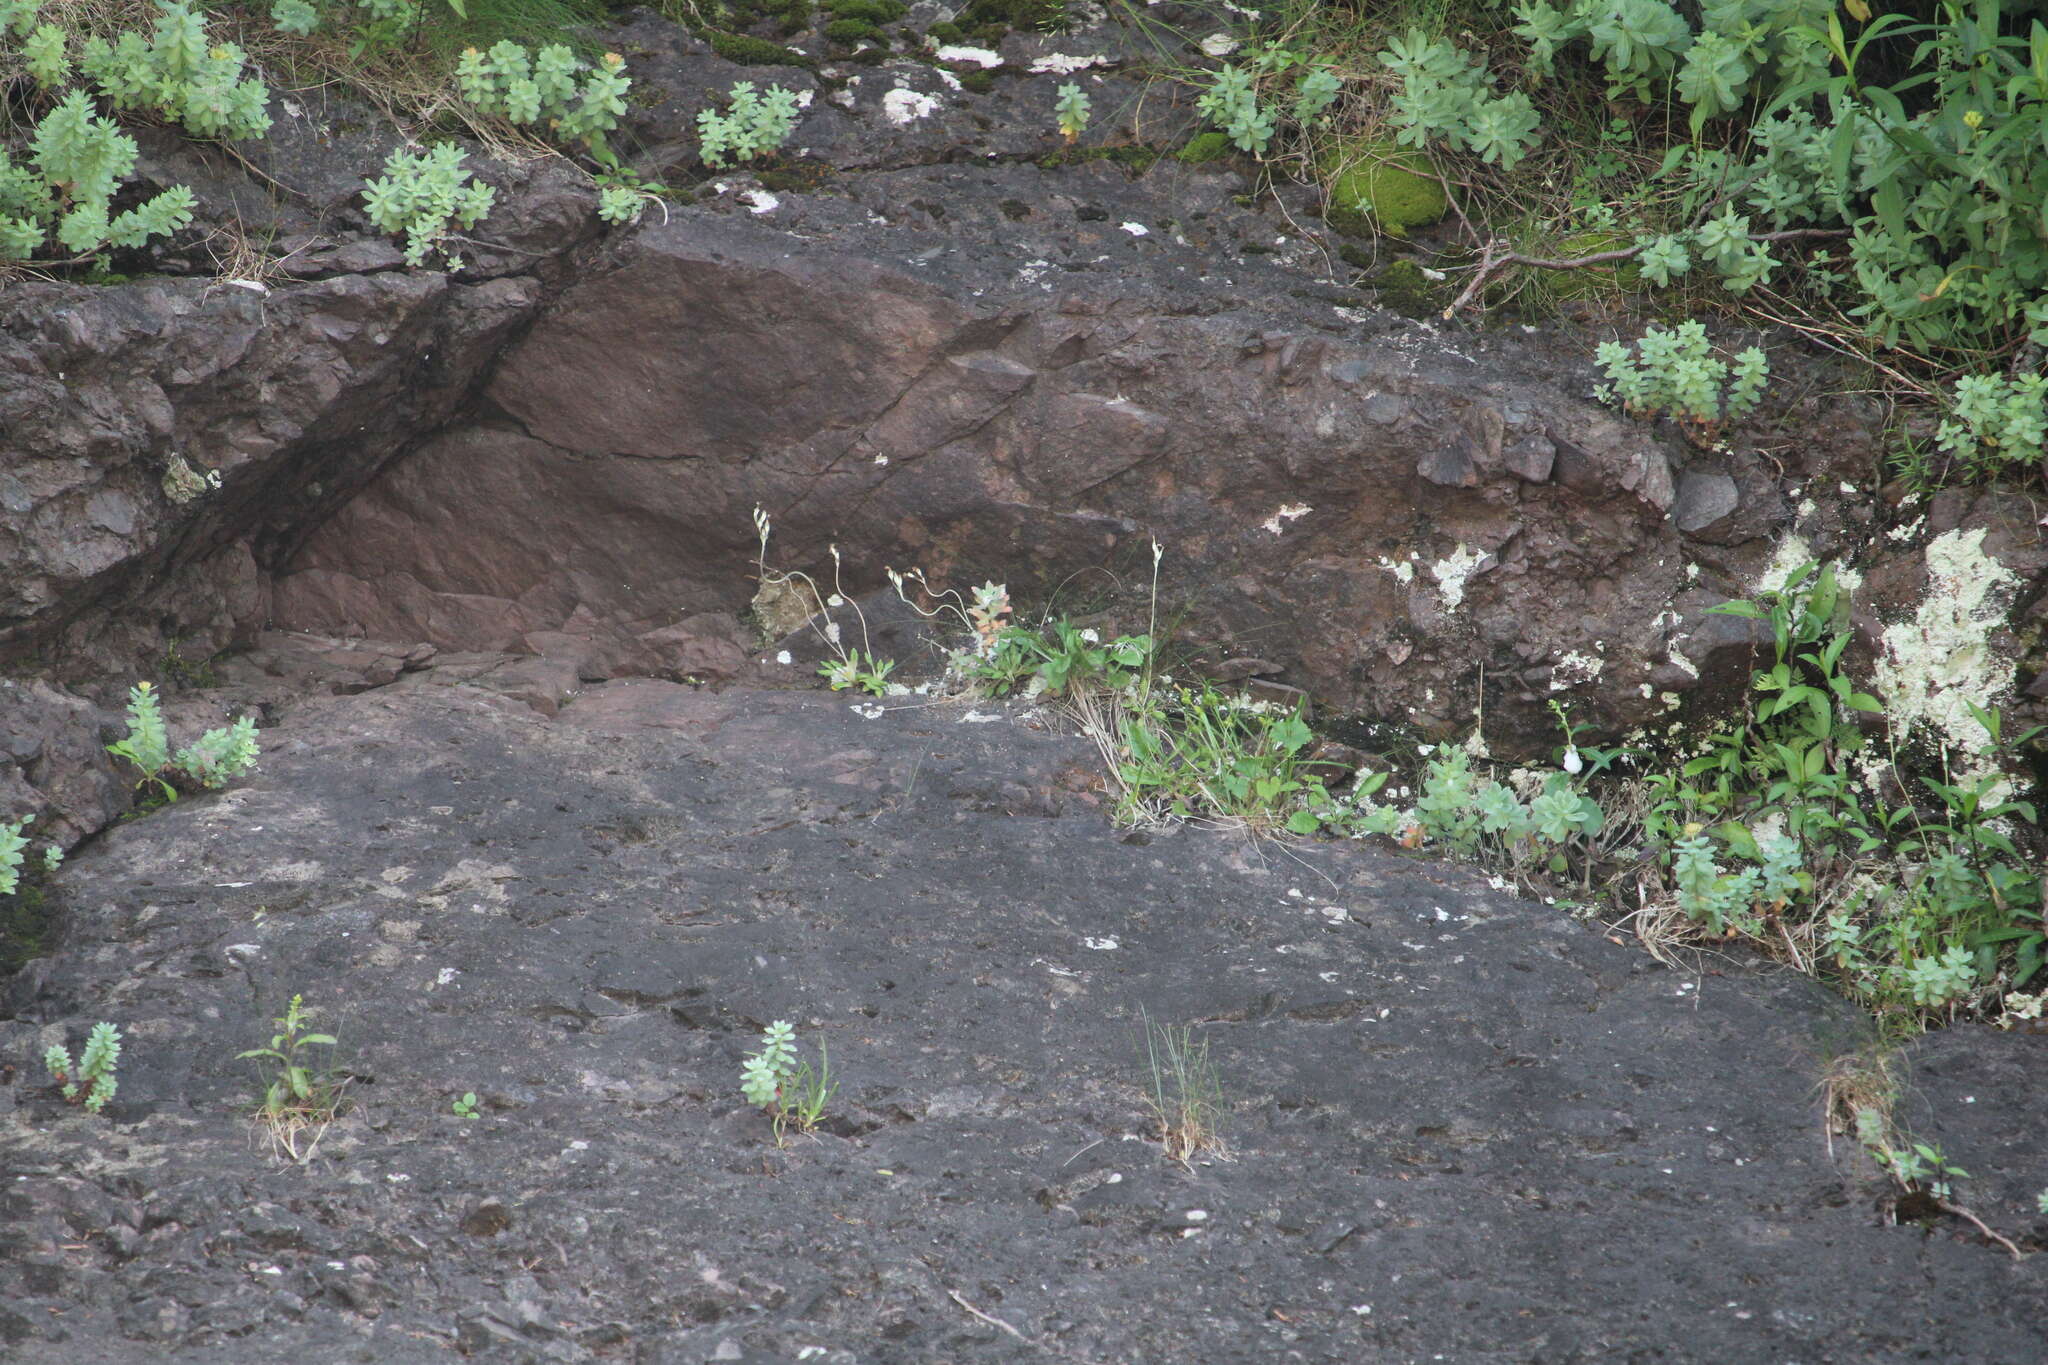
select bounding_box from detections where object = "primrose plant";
[740,1020,835,1145]
[752,507,899,700]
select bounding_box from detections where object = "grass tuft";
[1141,1010,1228,1167]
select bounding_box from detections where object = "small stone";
[461,1198,513,1237]
[1673,470,1740,532]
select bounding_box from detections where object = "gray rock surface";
[3,676,2041,1362]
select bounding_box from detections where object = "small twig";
[947,1288,1036,1344]
[1937,1199,2027,1260]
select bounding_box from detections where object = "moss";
[959,0,1066,30]
[1176,131,1233,164]
[1370,257,1446,319]
[824,0,905,22]
[1320,139,1447,238]
[824,17,882,43]
[958,69,996,93]
[1336,241,1375,272]
[1540,229,1642,297]
[1037,144,1160,173]
[0,880,53,979]
[708,29,816,66]
[756,163,834,193]
[925,19,963,41]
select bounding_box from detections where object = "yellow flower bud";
[1963,109,1983,129]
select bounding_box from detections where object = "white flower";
[1562,746,1584,775]
[1080,628,1100,644]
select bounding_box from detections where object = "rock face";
[0,9,2039,769]
[0,269,543,675]
[2,678,2042,1361]
[275,203,1700,745]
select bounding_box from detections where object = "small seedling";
[740,1020,836,1146]
[238,994,344,1157]
[44,1022,121,1114]
[819,650,896,697]
[1055,82,1091,141]
[452,1091,480,1118]
[1141,1010,1227,1166]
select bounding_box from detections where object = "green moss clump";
[756,164,834,193]
[1176,131,1232,164]
[709,29,817,67]
[1371,257,1446,319]
[959,69,996,93]
[1542,229,1642,297]
[959,0,1065,29]
[1321,140,1448,238]
[824,18,882,43]
[926,20,963,41]
[0,880,52,979]
[1038,144,1160,172]
[826,0,905,22]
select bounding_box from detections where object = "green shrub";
[105,680,263,801]
[1376,26,1540,169]
[697,81,801,169]
[44,1022,121,1114]
[455,42,630,159]
[1595,321,1768,429]
[77,1,275,141]
[0,91,196,260]
[1935,373,2048,480]
[362,143,497,267]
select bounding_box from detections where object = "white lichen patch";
[1871,527,2021,755]
[1429,544,1489,610]
[1199,33,1240,57]
[1377,556,1415,584]
[881,88,939,125]
[737,190,779,215]
[1549,649,1603,690]
[162,453,220,504]
[1030,52,1109,74]
[1261,503,1312,534]
[934,44,1003,68]
[1120,221,1148,236]
[1754,534,1861,596]
[1753,534,1814,594]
